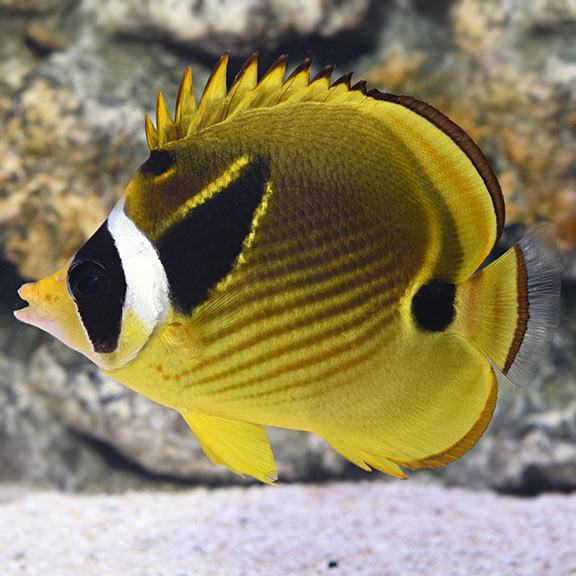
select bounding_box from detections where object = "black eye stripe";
[69,222,127,353]
[140,149,175,176]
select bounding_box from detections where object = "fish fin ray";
[174,67,196,138]
[223,52,260,118]
[155,92,178,147]
[144,114,158,150]
[144,54,401,147]
[181,411,278,484]
[328,437,408,479]
[454,225,561,387]
[196,52,230,130]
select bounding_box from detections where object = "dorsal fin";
[156,92,178,146]
[174,66,196,136]
[144,53,504,243]
[145,53,371,150]
[195,52,231,131]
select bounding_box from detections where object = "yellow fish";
[15,54,562,483]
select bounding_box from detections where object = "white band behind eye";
[107,199,170,337]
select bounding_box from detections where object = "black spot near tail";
[157,157,270,314]
[412,279,456,332]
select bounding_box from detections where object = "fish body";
[15,54,562,482]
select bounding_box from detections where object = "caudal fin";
[453,225,562,387]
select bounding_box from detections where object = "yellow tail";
[453,225,561,387]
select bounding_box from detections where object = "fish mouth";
[12,283,52,328]
[13,306,54,326]
[13,290,30,312]
[14,284,31,309]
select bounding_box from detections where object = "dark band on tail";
[503,245,529,373]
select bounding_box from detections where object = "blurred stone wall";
[0,0,575,493]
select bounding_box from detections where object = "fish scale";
[188,235,400,406]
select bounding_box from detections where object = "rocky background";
[0,0,575,494]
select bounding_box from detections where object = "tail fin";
[453,225,562,387]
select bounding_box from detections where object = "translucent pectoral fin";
[181,411,278,484]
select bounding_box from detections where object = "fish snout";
[16,281,36,305]
[13,265,70,329]
[14,281,50,327]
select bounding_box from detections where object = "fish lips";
[13,282,57,332]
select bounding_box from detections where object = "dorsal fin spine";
[199,53,230,108]
[276,59,312,105]
[146,54,368,151]
[156,92,177,146]
[350,80,367,94]
[332,72,352,88]
[195,52,230,131]
[175,67,196,139]
[285,58,312,83]
[226,52,259,103]
[223,54,260,119]
[145,114,158,150]
[311,65,335,84]
[249,55,288,109]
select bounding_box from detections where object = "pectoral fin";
[181,411,278,484]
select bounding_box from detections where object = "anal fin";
[316,334,497,479]
[328,436,408,479]
[181,411,278,484]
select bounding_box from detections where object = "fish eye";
[67,260,112,308]
[139,149,175,176]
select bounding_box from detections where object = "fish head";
[14,201,170,372]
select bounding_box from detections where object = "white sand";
[1,482,575,576]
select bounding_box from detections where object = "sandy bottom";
[0,481,575,576]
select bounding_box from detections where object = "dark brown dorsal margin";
[259,54,290,82]
[350,80,367,94]
[285,58,313,83]
[311,65,335,84]
[331,72,353,89]
[230,51,260,89]
[369,91,505,243]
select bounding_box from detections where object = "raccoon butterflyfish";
[14,53,562,483]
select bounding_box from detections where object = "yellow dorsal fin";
[224,52,260,117]
[144,53,374,151]
[248,54,289,109]
[143,53,504,253]
[144,114,158,150]
[195,52,230,131]
[156,92,178,147]
[282,66,334,102]
[276,58,312,104]
[174,66,196,138]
